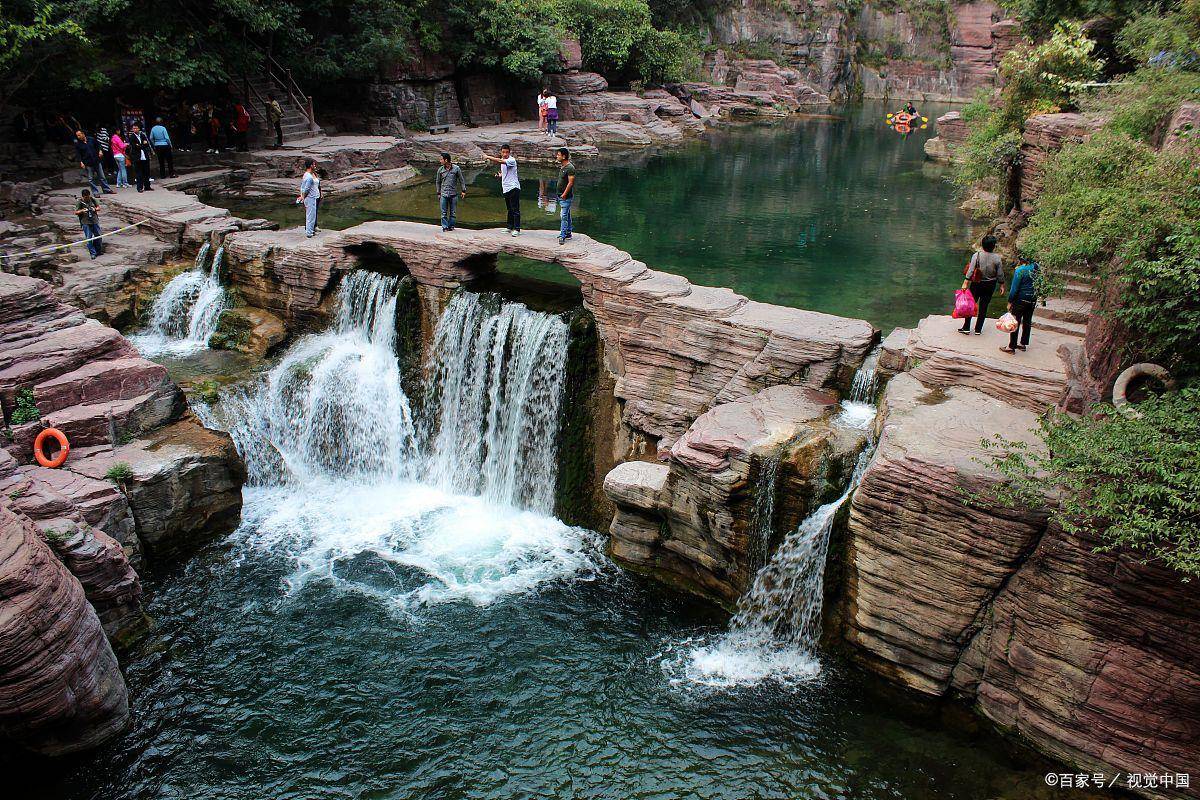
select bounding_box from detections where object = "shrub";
[1083,67,1200,141]
[105,462,134,484]
[9,389,40,425]
[632,25,700,84]
[558,0,652,75]
[984,389,1200,579]
[1020,130,1200,374]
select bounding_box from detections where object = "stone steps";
[1037,316,1088,338]
[1040,296,1093,325]
[1060,280,1095,302]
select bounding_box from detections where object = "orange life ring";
[894,112,913,124]
[33,428,70,469]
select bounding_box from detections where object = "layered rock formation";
[705,0,1017,101]
[606,385,864,606]
[0,272,244,558]
[1018,112,1104,208]
[222,223,877,449]
[923,110,969,162]
[0,498,130,755]
[672,54,831,118]
[840,372,1200,799]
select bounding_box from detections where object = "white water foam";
[207,274,596,608]
[667,450,873,689]
[131,243,228,357]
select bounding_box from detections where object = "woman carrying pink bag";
[957,235,1005,335]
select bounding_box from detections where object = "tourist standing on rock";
[73,130,114,194]
[297,158,322,238]
[267,95,284,148]
[75,189,105,259]
[545,91,559,136]
[1001,259,1040,354]
[537,89,549,132]
[128,124,154,192]
[555,147,575,245]
[435,152,467,232]
[958,234,1004,336]
[482,145,521,236]
[149,117,177,179]
[110,128,130,188]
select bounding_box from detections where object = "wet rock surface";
[607,385,864,606]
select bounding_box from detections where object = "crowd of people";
[428,146,576,243]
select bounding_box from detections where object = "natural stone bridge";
[223,222,879,604]
[223,223,878,449]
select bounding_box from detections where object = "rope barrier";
[0,218,152,264]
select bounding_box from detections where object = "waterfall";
[423,292,570,514]
[221,270,418,485]
[838,347,881,431]
[201,276,597,609]
[675,450,874,687]
[131,241,228,357]
[748,455,781,573]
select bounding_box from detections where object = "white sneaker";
[511,230,519,237]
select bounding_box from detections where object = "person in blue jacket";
[1001,259,1040,354]
[296,159,321,238]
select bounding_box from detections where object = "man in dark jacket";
[127,124,155,192]
[74,130,114,194]
[1001,260,1040,354]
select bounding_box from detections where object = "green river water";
[4,105,1087,800]
[215,102,971,332]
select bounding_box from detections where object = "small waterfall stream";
[132,243,229,356]
[200,273,597,610]
[674,356,881,687]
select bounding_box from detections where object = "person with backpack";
[74,188,104,259]
[73,130,114,194]
[958,234,1004,336]
[545,91,559,137]
[1001,259,1041,354]
[266,94,284,148]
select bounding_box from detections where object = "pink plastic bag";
[996,312,1019,332]
[952,289,977,320]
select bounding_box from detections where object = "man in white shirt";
[482,145,521,236]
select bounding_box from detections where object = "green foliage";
[105,462,134,484]
[983,389,1200,579]
[632,25,700,83]
[953,24,1101,202]
[1083,67,1200,141]
[9,389,40,425]
[559,0,651,74]
[1117,0,1200,66]
[0,1,95,114]
[1008,0,1163,37]
[449,0,562,82]
[1020,128,1200,373]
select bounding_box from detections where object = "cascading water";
[673,450,874,687]
[131,242,229,357]
[423,292,570,513]
[838,346,881,431]
[748,455,780,573]
[202,275,598,611]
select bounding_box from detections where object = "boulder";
[0,498,130,755]
[547,72,609,96]
[606,385,865,606]
[210,306,288,357]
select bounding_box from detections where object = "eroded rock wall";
[606,385,865,606]
[840,374,1200,798]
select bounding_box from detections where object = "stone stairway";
[240,72,322,145]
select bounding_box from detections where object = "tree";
[0,1,94,117]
